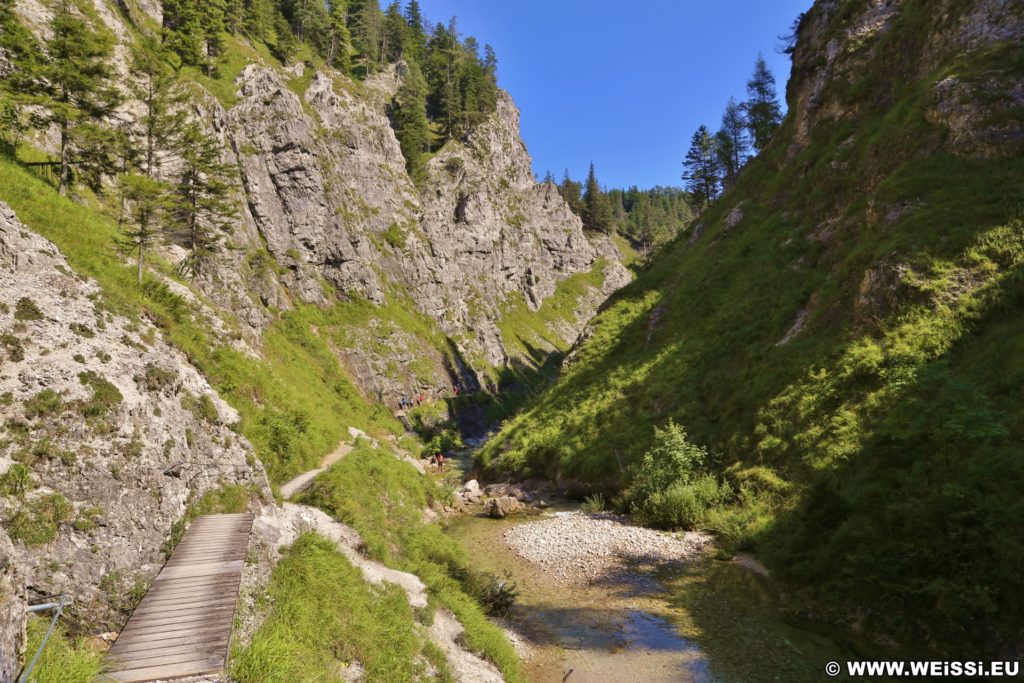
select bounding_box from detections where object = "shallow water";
[445,507,884,683]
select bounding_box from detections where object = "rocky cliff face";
[220,60,628,395]
[0,203,268,650]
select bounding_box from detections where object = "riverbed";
[444,505,875,682]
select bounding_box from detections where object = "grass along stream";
[440,454,887,682]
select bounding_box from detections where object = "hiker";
[436,453,445,471]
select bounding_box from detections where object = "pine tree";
[272,12,298,64]
[162,0,205,66]
[390,60,430,184]
[716,97,748,188]
[742,54,782,154]
[326,0,352,73]
[31,0,121,195]
[403,0,426,62]
[118,172,172,284]
[582,162,612,233]
[170,124,238,277]
[558,169,583,215]
[383,1,407,62]
[348,0,382,75]
[0,0,38,153]
[483,44,497,77]
[241,0,275,40]
[129,37,189,179]
[682,125,720,211]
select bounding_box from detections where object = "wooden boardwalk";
[100,512,255,682]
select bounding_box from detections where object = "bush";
[0,333,23,361]
[23,389,64,419]
[14,296,43,321]
[0,463,32,496]
[627,420,707,502]
[75,371,122,429]
[632,474,732,529]
[7,493,73,546]
[625,421,733,529]
[580,493,606,514]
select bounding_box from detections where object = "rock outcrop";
[0,204,268,641]
[221,62,629,395]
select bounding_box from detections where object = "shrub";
[0,463,32,496]
[580,493,606,514]
[14,296,43,321]
[626,421,733,529]
[631,474,733,529]
[75,371,122,421]
[68,322,94,338]
[181,392,219,423]
[72,506,103,532]
[382,223,406,250]
[628,420,708,503]
[7,493,73,546]
[0,333,24,361]
[23,389,64,419]
[136,363,176,392]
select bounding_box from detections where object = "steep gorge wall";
[0,204,269,664]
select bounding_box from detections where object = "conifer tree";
[162,0,204,66]
[348,0,382,75]
[242,0,275,40]
[326,0,352,73]
[403,0,426,62]
[582,162,612,233]
[31,0,121,195]
[272,13,298,63]
[558,170,583,215]
[682,125,720,211]
[742,54,782,154]
[390,60,430,184]
[715,97,748,188]
[129,37,189,179]
[383,1,407,62]
[119,172,172,284]
[0,0,38,153]
[170,124,238,277]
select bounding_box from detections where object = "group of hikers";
[428,452,446,471]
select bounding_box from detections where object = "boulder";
[462,479,482,502]
[485,496,523,519]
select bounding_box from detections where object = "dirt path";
[278,441,353,499]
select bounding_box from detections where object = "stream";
[440,458,882,683]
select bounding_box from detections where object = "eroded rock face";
[788,0,1024,157]
[0,204,269,640]
[223,62,629,388]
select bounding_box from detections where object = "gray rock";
[484,496,523,519]
[0,204,269,643]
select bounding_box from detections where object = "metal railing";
[18,595,72,683]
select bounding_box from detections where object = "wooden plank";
[100,656,224,682]
[151,559,243,581]
[106,644,229,670]
[102,512,254,682]
[107,632,229,656]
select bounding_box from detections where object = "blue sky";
[415,0,814,189]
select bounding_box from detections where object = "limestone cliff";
[0,203,268,657]
[219,61,629,398]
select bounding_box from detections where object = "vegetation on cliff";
[482,0,1024,652]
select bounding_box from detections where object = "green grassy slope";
[0,156,401,483]
[481,0,1024,652]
